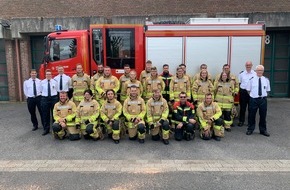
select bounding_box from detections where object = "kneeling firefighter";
[52,91,79,140]
[100,89,122,144]
[146,89,170,145]
[75,89,102,140]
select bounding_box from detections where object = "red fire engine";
[40,18,265,81]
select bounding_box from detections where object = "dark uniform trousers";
[248,97,267,133]
[239,88,250,123]
[27,96,43,127]
[41,95,58,132]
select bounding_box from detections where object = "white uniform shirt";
[54,74,72,92]
[23,78,42,98]
[40,79,58,96]
[239,70,256,89]
[246,75,270,98]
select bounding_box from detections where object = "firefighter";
[119,64,131,103]
[173,92,197,141]
[95,66,120,104]
[197,93,224,141]
[159,64,172,102]
[123,85,146,143]
[192,69,214,106]
[179,63,191,83]
[123,70,143,99]
[169,67,191,103]
[90,64,104,101]
[146,89,170,145]
[100,89,122,144]
[71,64,91,106]
[75,89,102,140]
[214,72,236,131]
[215,64,239,95]
[143,66,165,102]
[52,91,79,140]
[192,63,212,83]
[140,60,152,98]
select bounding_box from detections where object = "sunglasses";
[180,96,187,99]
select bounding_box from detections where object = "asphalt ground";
[0,98,289,189]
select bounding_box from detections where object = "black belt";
[42,95,57,98]
[253,97,266,99]
[28,96,40,99]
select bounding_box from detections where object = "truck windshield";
[49,39,77,61]
[105,28,135,69]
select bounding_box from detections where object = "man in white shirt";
[23,69,43,131]
[40,69,58,136]
[246,65,271,137]
[238,61,256,126]
[54,66,72,99]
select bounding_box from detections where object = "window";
[49,39,77,61]
[106,29,135,69]
[92,29,103,64]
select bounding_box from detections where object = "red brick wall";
[1,0,290,19]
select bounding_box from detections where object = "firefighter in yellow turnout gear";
[75,89,102,140]
[71,64,91,106]
[123,85,146,143]
[52,92,79,140]
[214,72,237,131]
[95,66,120,104]
[140,60,152,98]
[100,89,122,144]
[197,93,224,141]
[146,89,170,145]
[119,64,131,103]
[90,64,104,101]
[169,67,191,102]
[143,67,165,102]
[192,69,214,106]
[123,70,143,99]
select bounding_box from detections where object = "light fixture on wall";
[0,20,11,28]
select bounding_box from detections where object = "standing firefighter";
[52,92,79,140]
[100,89,122,144]
[71,64,91,106]
[192,69,214,106]
[123,85,146,143]
[143,66,165,102]
[146,89,170,145]
[140,60,152,86]
[75,89,102,140]
[159,64,172,102]
[214,72,236,131]
[169,67,191,102]
[123,70,143,99]
[119,64,131,103]
[173,92,197,141]
[197,93,223,141]
[95,66,120,104]
[90,64,104,101]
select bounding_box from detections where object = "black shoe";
[225,128,231,132]
[213,136,221,141]
[139,139,145,144]
[260,131,270,137]
[163,139,169,145]
[42,130,50,136]
[186,134,191,141]
[238,122,244,127]
[32,126,38,131]
[114,140,120,144]
[246,131,253,135]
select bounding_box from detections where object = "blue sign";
[55,25,62,31]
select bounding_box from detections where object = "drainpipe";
[15,39,23,101]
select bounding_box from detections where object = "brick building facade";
[0,0,290,101]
